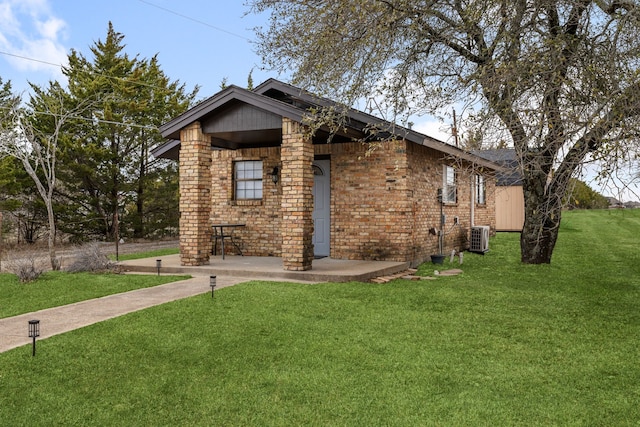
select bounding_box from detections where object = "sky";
[0,0,636,201]
[0,0,452,134]
[0,0,272,98]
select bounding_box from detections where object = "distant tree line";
[566,179,609,210]
[0,22,197,250]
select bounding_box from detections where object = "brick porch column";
[179,122,211,266]
[281,117,314,271]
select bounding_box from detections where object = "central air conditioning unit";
[470,226,490,254]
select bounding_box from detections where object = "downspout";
[470,178,475,246]
[471,178,475,227]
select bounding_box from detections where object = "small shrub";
[66,242,119,273]
[5,252,47,283]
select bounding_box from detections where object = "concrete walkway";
[0,274,253,354]
[1,255,410,354]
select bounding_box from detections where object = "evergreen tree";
[58,22,197,240]
[0,156,48,244]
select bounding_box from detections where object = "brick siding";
[178,122,212,265]
[179,122,496,267]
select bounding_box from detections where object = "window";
[476,174,486,205]
[442,165,457,203]
[235,160,263,200]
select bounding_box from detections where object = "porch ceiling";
[155,128,356,160]
[208,128,354,150]
[154,85,360,159]
[209,129,282,149]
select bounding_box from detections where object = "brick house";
[153,79,499,271]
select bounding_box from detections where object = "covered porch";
[118,254,410,283]
[155,80,372,272]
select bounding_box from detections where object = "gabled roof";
[473,149,523,186]
[159,84,307,141]
[155,85,310,159]
[153,78,502,170]
[253,79,468,156]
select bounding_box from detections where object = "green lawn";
[110,247,180,261]
[0,272,190,318]
[1,209,639,425]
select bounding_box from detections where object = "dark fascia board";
[151,138,180,159]
[421,135,504,170]
[159,85,308,141]
[255,79,502,171]
[254,78,308,98]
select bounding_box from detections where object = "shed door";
[312,160,330,257]
[495,186,525,231]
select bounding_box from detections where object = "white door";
[312,160,330,257]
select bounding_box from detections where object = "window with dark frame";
[443,165,457,203]
[234,160,263,200]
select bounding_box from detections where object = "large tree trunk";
[46,200,60,271]
[520,173,563,264]
[133,137,147,239]
[133,170,145,239]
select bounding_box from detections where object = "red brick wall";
[206,139,495,264]
[179,122,212,266]
[209,147,282,257]
[407,142,496,263]
[319,141,414,261]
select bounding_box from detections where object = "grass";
[1,209,639,425]
[110,247,180,261]
[0,272,190,318]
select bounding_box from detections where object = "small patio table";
[211,224,245,259]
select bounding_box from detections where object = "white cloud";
[36,15,66,40]
[0,0,68,81]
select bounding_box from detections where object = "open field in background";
[0,209,639,425]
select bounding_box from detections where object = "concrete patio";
[117,254,410,283]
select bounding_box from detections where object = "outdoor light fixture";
[270,166,279,184]
[28,319,40,356]
[210,275,217,298]
[156,259,161,276]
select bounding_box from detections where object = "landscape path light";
[210,275,216,298]
[28,319,40,356]
[156,259,162,276]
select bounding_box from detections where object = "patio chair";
[211,225,244,259]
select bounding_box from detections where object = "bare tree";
[0,84,93,270]
[250,0,640,264]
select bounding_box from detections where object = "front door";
[312,160,330,257]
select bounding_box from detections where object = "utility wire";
[137,0,252,42]
[0,106,159,130]
[0,49,195,94]
[33,110,159,130]
[0,50,61,68]
[0,1,254,130]
[0,1,251,96]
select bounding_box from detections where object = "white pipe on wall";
[470,179,475,228]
